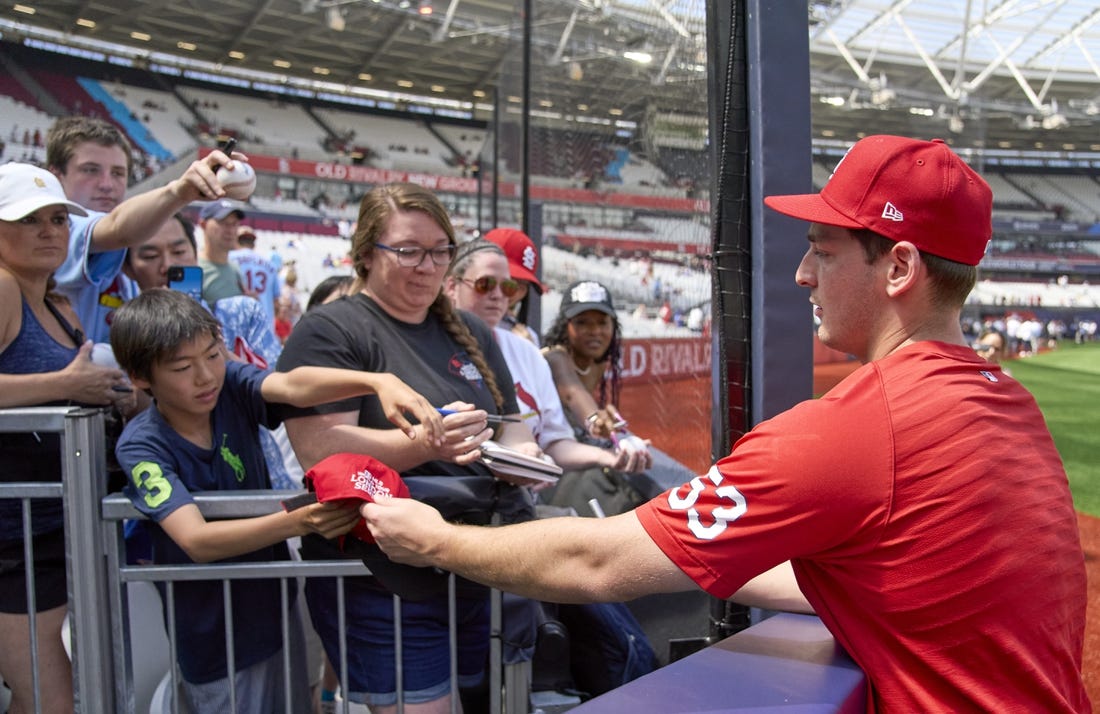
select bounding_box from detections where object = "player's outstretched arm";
[361,497,697,603]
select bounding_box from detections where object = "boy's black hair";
[306,274,354,312]
[111,288,222,383]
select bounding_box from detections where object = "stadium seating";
[2,39,1099,324]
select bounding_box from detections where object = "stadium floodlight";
[1041,113,1068,130]
[871,87,895,107]
[326,6,346,31]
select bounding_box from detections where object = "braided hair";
[448,238,505,279]
[350,183,504,411]
[543,296,624,409]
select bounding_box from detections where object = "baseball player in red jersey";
[360,136,1090,712]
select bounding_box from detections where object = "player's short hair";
[851,228,976,308]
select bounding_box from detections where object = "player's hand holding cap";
[302,453,448,601]
[304,453,409,543]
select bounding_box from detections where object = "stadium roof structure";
[2,0,1099,154]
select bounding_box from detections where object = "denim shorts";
[305,576,489,708]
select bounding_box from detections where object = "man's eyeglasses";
[375,243,457,268]
[459,276,521,298]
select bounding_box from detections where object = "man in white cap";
[359,136,1088,712]
[45,116,244,343]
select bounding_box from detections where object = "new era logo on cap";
[881,202,903,222]
[764,135,993,266]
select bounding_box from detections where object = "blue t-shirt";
[215,296,283,369]
[115,287,292,500]
[228,248,282,323]
[53,212,128,345]
[115,360,291,684]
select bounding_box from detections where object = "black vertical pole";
[492,89,501,230]
[705,0,813,641]
[475,164,483,236]
[515,0,538,332]
[706,0,752,642]
[520,0,532,234]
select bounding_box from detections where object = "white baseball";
[90,342,120,368]
[216,161,256,200]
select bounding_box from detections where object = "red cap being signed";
[304,453,408,543]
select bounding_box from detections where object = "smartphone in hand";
[167,265,203,303]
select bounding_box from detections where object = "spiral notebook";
[478,440,562,483]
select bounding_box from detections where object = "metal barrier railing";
[0,406,115,713]
[1,407,527,714]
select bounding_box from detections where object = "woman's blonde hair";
[351,184,504,410]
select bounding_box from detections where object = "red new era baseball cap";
[304,453,409,543]
[764,135,993,266]
[485,228,544,293]
[302,454,450,601]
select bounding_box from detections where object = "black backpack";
[535,600,659,699]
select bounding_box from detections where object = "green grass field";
[1008,341,1100,516]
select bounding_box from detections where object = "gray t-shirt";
[198,259,244,305]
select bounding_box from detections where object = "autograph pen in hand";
[436,408,521,423]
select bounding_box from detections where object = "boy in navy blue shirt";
[110,288,443,713]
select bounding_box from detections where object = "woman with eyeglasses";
[445,239,649,474]
[276,183,544,714]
